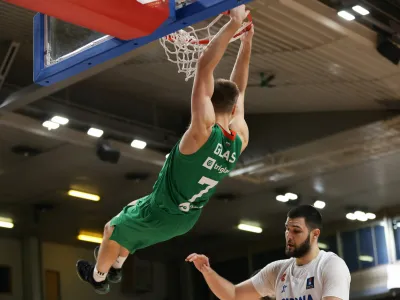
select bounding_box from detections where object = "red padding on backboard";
[4,0,170,40]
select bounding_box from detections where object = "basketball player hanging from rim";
[76,4,253,294]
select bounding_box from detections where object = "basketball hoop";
[159,12,253,81]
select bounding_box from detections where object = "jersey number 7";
[179,176,218,212]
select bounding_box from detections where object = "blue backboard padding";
[33,0,253,86]
[33,14,45,83]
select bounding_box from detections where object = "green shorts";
[109,195,200,253]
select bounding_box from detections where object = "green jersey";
[152,124,242,214]
[109,124,243,253]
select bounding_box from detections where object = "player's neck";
[215,115,231,133]
[296,246,320,266]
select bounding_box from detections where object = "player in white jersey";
[251,269,270,300]
[187,205,351,300]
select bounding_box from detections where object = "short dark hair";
[287,205,323,230]
[211,79,240,113]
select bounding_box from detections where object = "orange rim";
[166,12,253,45]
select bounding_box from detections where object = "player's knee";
[103,222,114,238]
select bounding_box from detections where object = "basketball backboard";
[30,0,253,86]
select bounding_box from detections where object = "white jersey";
[251,250,351,300]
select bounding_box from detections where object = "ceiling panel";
[2,0,399,115]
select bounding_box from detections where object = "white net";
[160,14,252,81]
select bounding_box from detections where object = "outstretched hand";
[186,253,212,274]
[241,24,254,43]
[230,4,250,23]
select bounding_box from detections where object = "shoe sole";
[93,246,122,284]
[76,260,110,295]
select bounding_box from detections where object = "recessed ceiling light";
[238,223,262,233]
[352,5,369,16]
[346,213,357,220]
[354,211,368,221]
[87,128,104,138]
[314,200,326,209]
[51,116,69,125]
[131,139,147,149]
[68,190,100,201]
[0,217,14,229]
[77,231,102,243]
[359,255,374,262]
[285,193,298,200]
[42,121,59,130]
[276,195,289,202]
[338,10,355,21]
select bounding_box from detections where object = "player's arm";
[190,6,249,133]
[204,274,259,300]
[322,256,351,300]
[186,253,274,300]
[229,26,253,151]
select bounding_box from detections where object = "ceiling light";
[352,5,369,15]
[131,139,147,149]
[87,128,104,138]
[358,255,374,262]
[313,200,326,209]
[68,190,100,201]
[0,217,14,229]
[77,231,102,244]
[358,215,369,222]
[238,223,262,234]
[285,193,298,200]
[346,213,357,220]
[42,121,59,130]
[366,213,376,220]
[354,210,368,221]
[51,116,69,125]
[338,10,355,21]
[318,242,329,250]
[276,195,289,202]
[354,211,364,218]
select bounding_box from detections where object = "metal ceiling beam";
[0,42,155,113]
[361,0,400,24]
[0,112,166,167]
[0,112,256,185]
[230,115,400,183]
[0,41,20,92]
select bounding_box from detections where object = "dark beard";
[285,235,311,258]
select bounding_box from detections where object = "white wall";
[42,242,168,300]
[0,237,23,300]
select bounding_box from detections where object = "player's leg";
[76,222,119,294]
[94,222,121,276]
[96,199,138,278]
[94,237,130,283]
[77,195,172,294]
